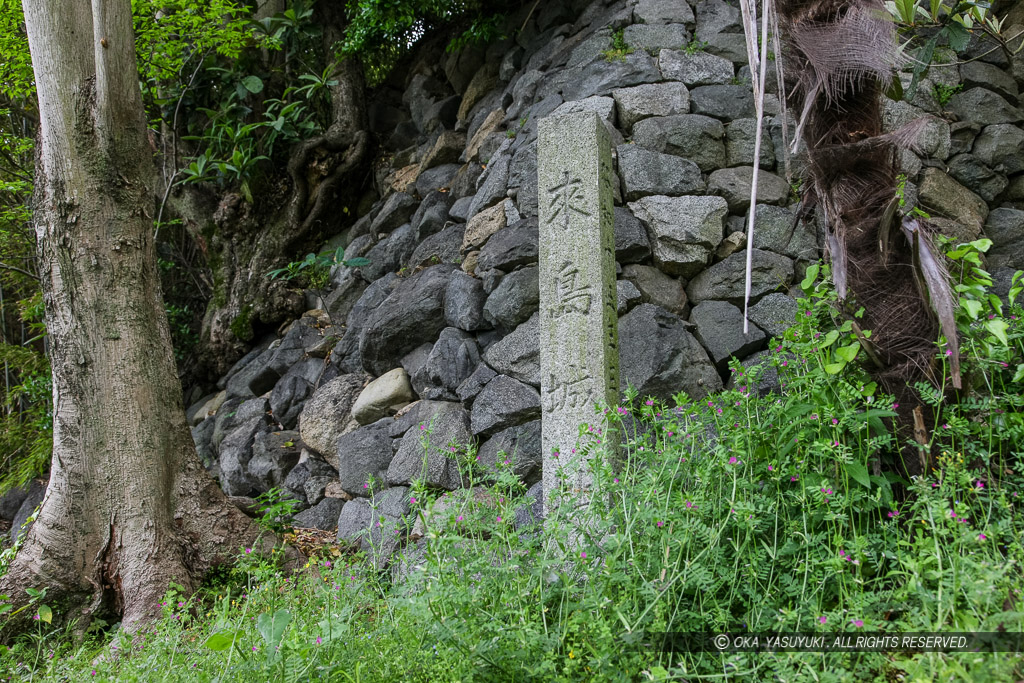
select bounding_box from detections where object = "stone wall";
[176,0,1024,560]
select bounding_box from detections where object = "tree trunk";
[1,0,264,631]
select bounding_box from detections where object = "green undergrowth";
[2,258,1024,681]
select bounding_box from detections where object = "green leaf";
[845,462,871,489]
[24,587,42,598]
[960,298,983,320]
[344,257,371,268]
[257,609,291,655]
[985,318,1009,345]
[944,22,970,52]
[1012,364,1024,383]
[204,631,241,651]
[36,604,51,624]
[836,342,860,363]
[821,330,840,348]
[241,75,264,94]
[800,264,820,291]
[824,362,846,375]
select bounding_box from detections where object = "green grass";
[2,259,1024,681]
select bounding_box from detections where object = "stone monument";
[537,111,619,518]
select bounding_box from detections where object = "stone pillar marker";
[538,111,619,517]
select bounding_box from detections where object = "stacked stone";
[176,0,1024,569]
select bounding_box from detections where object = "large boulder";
[658,49,734,86]
[387,402,473,489]
[351,368,415,425]
[918,167,989,233]
[411,328,481,401]
[332,274,401,373]
[611,82,690,132]
[631,114,726,172]
[707,166,790,212]
[620,264,688,316]
[298,373,366,461]
[444,271,489,331]
[247,430,303,493]
[470,375,542,436]
[476,218,539,272]
[618,304,722,402]
[689,300,767,370]
[292,498,345,531]
[477,420,542,484]
[628,195,727,277]
[482,313,540,386]
[482,266,540,330]
[614,207,652,264]
[337,486,411,562]
[686,249,793,305]
[359,264,458,375]
[617,145,705,201]
[335,420,395,494]
[218,417,270,497]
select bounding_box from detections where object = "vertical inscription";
[538,111,619,518]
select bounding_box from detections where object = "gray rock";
[620,264,688,316]
[918,167,989,233]
[337,486,411,561]
[8,480,45,543]
[947,88,1024,126]
[359,264,458,375]
[351,368,414,425]
[628,195,728,277]
[333,274,401,373]
[550,96,616,125]
[218,417,269,497]
[408,222,464,269]
[192,417,217,469]
[686,249,794,305]
[617,145,705,201]
[689,300,767,369]
[282,457,336,505]
[269,359,324,430]
[218,338,273,392]
[335,420,395,494]
[470,374,542,436]
[702,33,748,63]
[477,218,539,272]
[224,346,278,400]
[508,143,539,218]
[559,51,661,101]
[483,266,540,330]
[388,400,450,438]
[658,49,734,85]
[614,206,652,263]
[187,391,226,427]
[708,166,790,212]
[293,497,345,531]
[618,304,722,402]
[632,114,726,172]
[411,190,455,236]
[747,293,800,337]
[749,204,819,261]
[213,397,270,450]
[411,327,481,400]
[948,153,1008,202]
[635,0,695,25]
[695,0,742,41]
[388,402,472,489]
[303,475,337,507]
[612,82,690,131]
[478,420,542,484]
[370,192,418,235]
[726,118,776,168]
[0,482,34,522]
[298,373,366,460]
[622,23,690,53]
[985,208,1024,270]
[445,271,489,331]
[514,481,544,531]
[972,124,1024,175]
[362,223,418,281]
[248,430,302,494]
[726,349,781,397]
[456,361,497,406]
[617,279,644,314]
[689,85,755,120]
[959,61,1019,101]
[415,163,461,197]
[467,139,513,220]
[482,313,540,386]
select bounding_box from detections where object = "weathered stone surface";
[612,82,690,131]
[478,420,542,484]
[0,480,40,523]
[213,397,270,450]
[707,166,790,212]
[690,300,767,369]
[282,456,336,505]
[614,206,652,263]
[187,390,227,427]
[617,145,704,200]
[985,208,1024,270]
[335,420,395,493]
[702,33,748,63]
[622,23,690,53]
[333,274,400,373]
[218,417,268,497]
[465,109,505,162]
[618,304,722,401]
[359,264,458,375]
[370,192,418,234]
[960,61,1019,101]
[918,167,989,232]
[628,195,727,277]
[455,362,497,406]
[420,131,466,171]
[537,111,619,509]
[559,51,661,101]
[470,374,542,436]
[477,218,539,272]
[947,88,1024,126]
[293,497,345,531]
[361,223,418,281]
[467,139,513,219]
[551,96,616,125]
[686,249,794,305]
[972,124,1024,175]
[461,199,511,253]
[509,143,539,218]
[635,0,694,25]
[411,328,481,400]
[689,85,755,120]
[483,266,540,330]
[337,486,410,561]
[408,222,464,269]
[352,368,415,425]
[749,204,818,261]
[388,402,472,489]
[224,346,278,399]
[8,480,45,542]
[658,49,733,86]
[616,279,643,314]
[444,271,489,331]
[948,153,1008,202]
[620,264,688,316]
[695,0,742,40]
[248,430,302,493]
[415,164,462,201]
[726,349,782,396]
[298,373,366,460]
[726,118,776,168]
[631,114,726,172]
[748,293,800,338]
[482,313,540,386]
